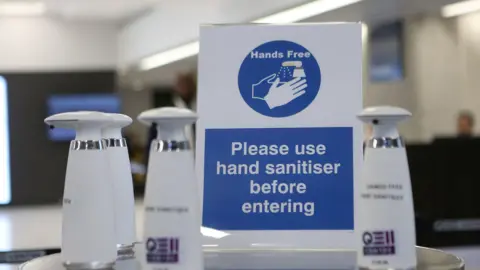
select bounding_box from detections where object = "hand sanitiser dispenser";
[138,107,202,270]
[357,106,416,270]
[102,113,137,259]
[45,111,117,270]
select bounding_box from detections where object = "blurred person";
[456,110,475,138]
[173,72,197,111]
[172,71,197,146]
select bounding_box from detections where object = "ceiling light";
[139,0,363,70]
[254,0,362,23]
[442,0,480,18]
[0,1,45,16]
[140,41,199,71]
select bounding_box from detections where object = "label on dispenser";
[146,237,180,263]
[197,23,362,248]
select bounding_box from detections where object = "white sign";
[197,23,363,249]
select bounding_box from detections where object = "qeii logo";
[363,230,395,256]
[146,237,179,263]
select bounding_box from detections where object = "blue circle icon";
[238,40,321,118]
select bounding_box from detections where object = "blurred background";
[2,0,480,267]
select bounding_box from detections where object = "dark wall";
[4,71,115,205]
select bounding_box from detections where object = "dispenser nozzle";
[44,111,113,140]
[358,106,411,138]
[45,111,112,129]
[138,107,197,141]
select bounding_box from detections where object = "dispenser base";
[63,261,115,270]
[359,267,415,270]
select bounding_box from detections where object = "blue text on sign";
[202,127,354,230]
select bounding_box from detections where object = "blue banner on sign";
[202,127,354,230]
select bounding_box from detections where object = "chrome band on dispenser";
[70,140,106,151]
[105,138,127,148]
[152,140,190,152]
[367,137,404,149]
[116,243,135,260]
[63,261,115,270]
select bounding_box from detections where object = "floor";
[0,203,479,269]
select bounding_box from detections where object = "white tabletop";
[0,202,478,270]
[0,201,146,251]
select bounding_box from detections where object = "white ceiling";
[3,0,464,86]
[0,0,463,23]
[0,0,162,22]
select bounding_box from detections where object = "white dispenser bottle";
[356,106,416,270]
[138,107,202,270]
[102,113,137,259]
[44,111,117,270]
